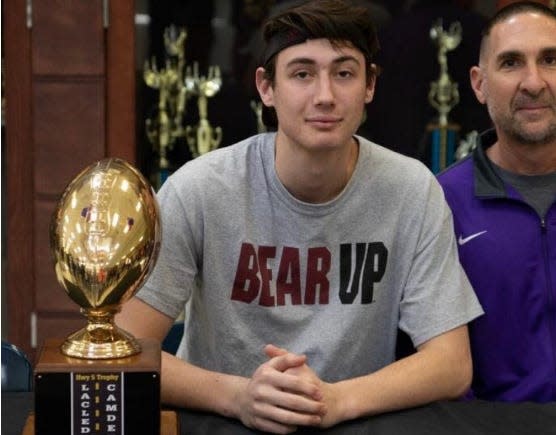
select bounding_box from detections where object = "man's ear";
[365,64,378,103]
[470,66,487,104]
[255,67,274,107]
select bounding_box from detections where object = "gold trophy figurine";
[427,19,462,173]
[429,19,461,127]
[49,158,161,359]
[144,26,188,188]
[185,62,223,157]
[144,62,178,178]
[163,25,188,137]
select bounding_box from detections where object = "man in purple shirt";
[438,1,556,402]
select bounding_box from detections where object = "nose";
[519,63,547,96]
[314,74,335,105]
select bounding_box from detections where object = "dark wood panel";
[32,0,104,76]
[4,0,35,358]
[4,0,137,364]
[107,0,136,164]
[33,80,106,195]
[34,199,77,312]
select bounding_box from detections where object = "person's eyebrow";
[496,50,522,62]
[285,57,316,68]
[285,55,361,68]
[540,46,556,57]
[495,46,556,64]
[334,55,361,65]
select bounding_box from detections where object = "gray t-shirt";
[137,133,483,382]
[493,163,556,219]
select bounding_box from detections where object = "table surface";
[3,392,556,435]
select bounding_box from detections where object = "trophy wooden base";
[22,410,179,435]
[34,338,162,435]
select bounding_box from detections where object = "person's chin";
[512,122,556,144]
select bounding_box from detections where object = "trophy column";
[426,19,462,174]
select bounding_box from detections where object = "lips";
[306,116,343,130]
[513,99,555,119]
[513,96,553,112]
[515,104,549,111]
[515,107,551,118]
[306,116,341,123]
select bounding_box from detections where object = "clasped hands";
[237,344,338,434]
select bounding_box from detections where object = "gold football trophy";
[33,158,165,435]
[49,158,161,358]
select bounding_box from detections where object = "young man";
[118,1,483,432]
[438,1,556,402]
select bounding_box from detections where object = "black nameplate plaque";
[34,338,161,435]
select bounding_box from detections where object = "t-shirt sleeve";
[398,177,484,347]
[135,176,199,319]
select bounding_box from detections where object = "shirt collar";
[473,129,508,198]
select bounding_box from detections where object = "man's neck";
[274,136,359,204]
[486,138,556,176]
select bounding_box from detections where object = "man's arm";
[116,297,327,434]
[267,325,472,428]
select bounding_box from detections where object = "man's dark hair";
[484,1,556,37]
[259,0,380,128]
[478,1,556,62]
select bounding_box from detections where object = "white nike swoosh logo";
[458,231,487,246]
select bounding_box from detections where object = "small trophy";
[427,19,462,173]
[185,62,223,157]
[144,26,189,189]
[145,25,224,187]
[34,158,162,434]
